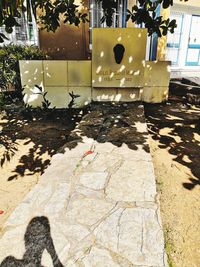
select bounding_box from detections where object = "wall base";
[19,60,171,108]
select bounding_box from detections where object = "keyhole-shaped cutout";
[113,44,125,64]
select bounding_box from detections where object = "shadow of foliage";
[0,107,87,181]
[60,101,149,153]
[1,101,162,182]
[144,101,200,190]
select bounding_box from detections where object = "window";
[89,0,128,49]
[90,0,127,28]
[166,12,184,65]
[0,13,38,45]
[186,15,200,66]
[15,16,28,42]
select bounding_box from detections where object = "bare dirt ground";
[144,100,200,267]
[0,108,86,231]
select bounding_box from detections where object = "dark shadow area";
[1,101,150,182]
[60,101,149,153]
[113,44,125,64]
[3,97,198,191]
[0,216,64,267]
[144,100,200,190]
[0,106,88,181]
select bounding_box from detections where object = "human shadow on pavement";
[0,216,64,267]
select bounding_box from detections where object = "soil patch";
[144,100,200,267]
[0,108,87,231]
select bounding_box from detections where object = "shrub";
[0,92,5,109]
[0,44,48,95]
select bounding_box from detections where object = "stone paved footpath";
[0,103,168,267]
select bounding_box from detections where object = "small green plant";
[68,91,80,109]
[0,91,13,110]
[41,91,51,110]
[0,92,5,109]
[21,85,56,119]
[20,103,33,120]
[34,85,55,111]
[164,228,175,267]
[67,91,80,119]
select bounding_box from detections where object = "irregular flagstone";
[0,225,26,259]
[65,196,116,226]
[85,153,122,173]
[105,159,156,202]
[0,103,168,267]
[44,182,70,216]
[82,246,121,267]
[94,207,165,266]
[79,172,109,190]
[112,144,152,162]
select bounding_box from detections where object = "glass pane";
[171,14,183,32]
[166,48,179,65]
[15,16,28,42]
[186,48,199,63]
[189,16,200,46]
[167,33,182,47]
[167,13,183,47]
[28,24,34,41]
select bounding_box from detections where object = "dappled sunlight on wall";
[19,60,92,108]
[92,28,147,88]
[174,0,200,7]
[142,61,171,103]
[19,59,171,107]
[19,28,171,108]
[39,0,89,60]
[92,88,142,102]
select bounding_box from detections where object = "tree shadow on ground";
[0,108,86,181]
[0,216,64,267]
[0,102,151,266]
[61,101,149,153]
[1,101,152,182]
[144,101,200,190]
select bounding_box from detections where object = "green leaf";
[4,16,18,27]
[126,14,131,21]
[5,27,13,34]
[132,6,138,12]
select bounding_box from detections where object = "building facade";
[165,0,200,76]
[1,0,200,78]
[0,0,162,60]
[38,0,135,60]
